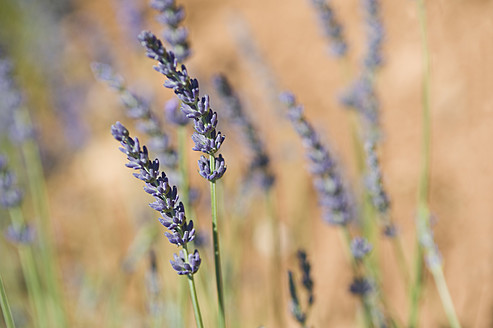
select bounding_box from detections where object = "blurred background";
[0,0,492,327]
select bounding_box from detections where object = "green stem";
[0,274,16,328]
[178,127,190,215]
[22,133,66,327]
[431,268,461,328]
[209,154,226,328]
[266,189,284,327]
[9,207,47,328]
[181,246,204,328]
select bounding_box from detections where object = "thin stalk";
[0,274,16,328]
[182,246,204,328]
[9,207,47,328]
[410,1,460,327]
[209,154,226,328]
[178,127,190,215]
[431,268,461,328]
[409,0,431,325]
[266,189,284,327]
[178,126,191,328]
[22,131,66,327]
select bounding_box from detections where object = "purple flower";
[139,31,227,182]
[350,237,373,260]
[111,122,201,275]
[310,0,348,57]
[0,154,23,209]
[151,0,191,63]
[281,92,352,226]
[212,74,275,191]
[349,277,373,296]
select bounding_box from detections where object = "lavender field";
[0,0,492,327]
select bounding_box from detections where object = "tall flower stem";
[182,246,204,328]
[0,273,16,328]
[209,154,226,328]
[21,112,66,328]
[266,189,284,327]
[8,207,47,328]
[409,1,461,327]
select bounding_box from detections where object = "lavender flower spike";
[151,0,191,63]
[350,237,372,260]
[280,92,351,226]
[111,122,201,275]
[310,0,348,57]
[92,62,178,169]
[362,0,384,71]
[0,155,23,209]
[212,74,275,190]
[139,31,226,181]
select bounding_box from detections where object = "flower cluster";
[350,237,373,260]
[92,62,178,169]
[280,92,351,226]
[151,0,191,63]
[309,0,348,57]
[362,0,384,71]
[0,155,23,209]
[212,74,274,190]
[139,31,226,182]
[288,250,315,325]
[340,74,379,124]
[111,122,200,275]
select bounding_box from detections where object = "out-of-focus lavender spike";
[115,0,145,43]
[297,250,314,306]
[165,98,188,126]
[280,92,352,226]
[340,73,379,124]
[350,237,373,260]
[362,0,384,71]
[0,154,23,209]
[139,31,226,182]
[287,271,307,325]
[5,224,36,245]
[212,74,275,191]
[349,277,373,296]
[151,0,191,63]
[418,214,443,272]
[111,122,201,275]
[364,138,399,236]
[309,0,348,57]
[92,62,178,170]
[0,57,34,144]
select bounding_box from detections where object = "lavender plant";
[111,121,204,327]
[151,0,191,63]
[309,0,348,57]
[287,250,314,327]
[139,30,227,327]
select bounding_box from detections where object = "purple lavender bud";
[310,0,348,57]
[151,0,191,62]
[5,224,36,245]
[213,74,275,191]
[112,122,201,274]
[198,155,226,182]
[170,249,201,275]
[164,98,188,126]
[383,223,398,237]
[288,271,307,324]
[281,92,352,226]
[139,32,227,183]
[349,277,373,296]
[350,237,373,260]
